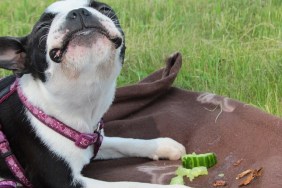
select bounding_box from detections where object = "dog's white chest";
[27,112,94,176]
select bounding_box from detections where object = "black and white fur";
[0,0,188,187]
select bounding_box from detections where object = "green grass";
[0,0,282,116]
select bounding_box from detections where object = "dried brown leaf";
[236,169,252,179]
[233,159,244,167]
[238,167,263,187]
[213,180,227,187]
[239,173,254,186]
[255,167,263,177]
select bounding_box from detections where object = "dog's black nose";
[67,8,91,20]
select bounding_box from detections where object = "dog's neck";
[18,74,116,133]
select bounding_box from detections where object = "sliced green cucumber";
[188,166,208,181]
[170,176,184,185]
[181,152,217,169]
[172,166,208,183]
[176,166,191,176]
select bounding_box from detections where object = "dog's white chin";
[58,34,118,80]
[65,32,111,60]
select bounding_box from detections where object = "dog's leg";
[96,137,186,160]
[79,176,190,188]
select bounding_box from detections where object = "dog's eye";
[98,6,113,16]
[90,2,119,24]
[35,23,50,32]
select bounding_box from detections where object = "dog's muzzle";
[49,8,123,63]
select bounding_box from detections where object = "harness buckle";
[75,133,99,149]
[1,150,13,159]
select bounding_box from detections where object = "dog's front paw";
[150,138,186,160]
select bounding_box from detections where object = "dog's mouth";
[49,27,122,63]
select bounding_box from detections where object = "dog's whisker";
[109,13,116,20]
[39,34,48,44]
[41,25,50,29]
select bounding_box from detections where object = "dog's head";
[0,0,125,83]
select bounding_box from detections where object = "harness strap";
[0,180,17,188]
[0,80,17,104]
[0,129,32,188]
[0,80,32,188]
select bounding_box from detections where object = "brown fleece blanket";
[82,53,282,188]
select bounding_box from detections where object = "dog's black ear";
[0,36,29,76]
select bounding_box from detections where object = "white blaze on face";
[46,0,90,14]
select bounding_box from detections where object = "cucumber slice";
[172,166,208,182]
[170,176,184,185]
[181,152,217,169]
[188,166,208,181]
[176,167,191,176]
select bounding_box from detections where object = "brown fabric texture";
[82,53,282,188]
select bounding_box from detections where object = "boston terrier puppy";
[0,0,187,187]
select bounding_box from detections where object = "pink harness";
[0,79,104,188]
